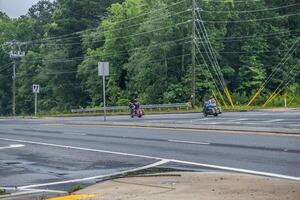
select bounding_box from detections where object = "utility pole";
[4,41,25,116]
[191,0,196,109]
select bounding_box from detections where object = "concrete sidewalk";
[73,172,300,200]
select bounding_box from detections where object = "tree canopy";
[0,0,299,115]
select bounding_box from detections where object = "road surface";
[0,110,299,195]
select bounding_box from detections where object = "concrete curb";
[64,122,300,135]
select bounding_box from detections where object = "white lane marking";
[170,159,300,181]
[168,140,210,145]
[0,137,299,182]
[227,118,248,122]
[63,132,87,136]
[263,119,284,123]
[20,159,169,189]
[190,118,211,123]
[0,144,24,150]
[204,122,223,125]
[0,189,66,198]
[0,137,162,160]
[0,187,65,194]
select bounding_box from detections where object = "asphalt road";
[21,109,299,129]
[0,110,299,194]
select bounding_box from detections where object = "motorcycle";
[203,102,222,117]
[129,103,145,118]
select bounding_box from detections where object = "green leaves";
[0,0,299,115]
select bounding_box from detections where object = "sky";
[0,0,43,18]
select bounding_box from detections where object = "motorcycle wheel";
[214,113,218,117]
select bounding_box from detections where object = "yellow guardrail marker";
[47,194,99,200]
[263,88,282,107]
[224,87,234,109]
[247,87,263,106]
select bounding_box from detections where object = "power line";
[263,64,299,107]
[219,29,300,40]
[0,62,13,73]
[199,0,261,2]
[20,0,189,45]
[35,27,300,47]
[196,11,226,89]
[247,41,299,106]
[25,9,191,46]
[195,43,224,97]
[18,8,300,47]
[28,20,192,47]
[196,4,235,108]
[198,2,300,13]
[195,25,226,91]
[19,37,191,65]
[199,12,300,23]
[13,53,191,77]
[261,43,298,89]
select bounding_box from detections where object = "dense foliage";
[0,0,299,115]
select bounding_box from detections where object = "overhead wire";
[25,9,192,46]
[199,12,300,23]
[29,20,192,47]
[0,62,13,73]
[195,8,228,91]
[195,27,225,91]
[20,37,192,65]
[12,53,191,77]
[247,41,299,106]
[195,42,228,108]
[13,0,298,46]
[198,2,300,13]
[20,0,189,45]
[263,65,299,107]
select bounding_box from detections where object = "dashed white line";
[190,118,211,123]
[227,118,248,122]
[63,132,87,136]
[0,137,299,184]
[204,122,223,125]
[0,144,24,150]
[263,119,284,123]
[168,140,210,145]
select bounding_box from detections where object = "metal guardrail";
[71,103,190,113]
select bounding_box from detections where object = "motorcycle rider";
[134,101,140,110]
[128,102,136,115]
[205,96,217,113]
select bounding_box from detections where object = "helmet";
[209,96,213,99]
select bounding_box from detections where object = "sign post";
[32,84,40,116]
[284,93,287,108]
[98,62,109,122]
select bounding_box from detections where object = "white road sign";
[32,84,40,93]
[98,62,109,76]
